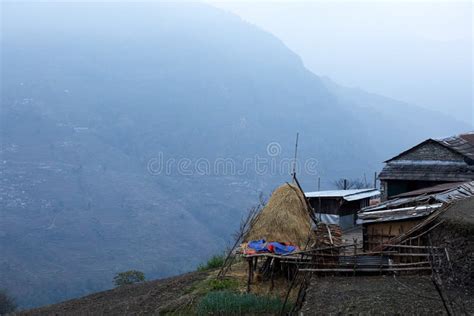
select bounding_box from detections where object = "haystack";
[244,183,314,248]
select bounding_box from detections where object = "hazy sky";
[210,1,473,125]
[1,0,472,124]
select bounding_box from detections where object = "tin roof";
[438,133,474,161]
[358,181,474,224]
[357,203,443,224]
[391,182,465,198]
[305,189,380,201]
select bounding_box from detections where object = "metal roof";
[358,181,474,224]
[437,134,474,161]
[392,182,465,198]
[357,203,443,224]
[305,189,380,201]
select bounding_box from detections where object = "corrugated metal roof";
[345,190,381,201]
[392,182,465,198]
[305,189,380,201]
[357,204,443,224]
[358,181,474,224]
[460,132,474,145]
[434,181,474,202]
[338,255,389,267]
[437,134,474,161]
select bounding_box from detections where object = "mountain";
[319,76,468,161]
[0,2,468,308]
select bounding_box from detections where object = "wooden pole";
[293,176,318,225]
[270,258,276,291]
[247,258,252,292]
[353,243,357,276]
[292,132,299,178]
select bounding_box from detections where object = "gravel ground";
[301,275,472,315]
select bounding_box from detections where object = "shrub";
[197,254,225,271]
[207,278,239,291]
[0,289,17,314]
[196,290,289,315]
[188,278,240,296]
[113,270,145,287]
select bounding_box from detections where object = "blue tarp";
[247,239,296,255]
[247,239,268,252]
[267,242,297,255]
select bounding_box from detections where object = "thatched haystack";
[244,183,314,248]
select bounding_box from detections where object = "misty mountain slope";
[320,77,469,160]
[0,2,467,308]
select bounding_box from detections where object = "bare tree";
[0,289,16,314]
[333,178,372,190]
[217,193,266,279]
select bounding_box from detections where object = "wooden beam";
[299,267,432,272]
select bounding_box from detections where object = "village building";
[357,181,474,250]
[305,189,380,230]
[379,133,474,201]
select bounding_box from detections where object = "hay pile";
[244,183,313,248]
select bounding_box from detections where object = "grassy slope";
[17,260,297,315]
[18,271,210,315]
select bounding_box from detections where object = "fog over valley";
[0,1,471,309]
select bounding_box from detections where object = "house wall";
[383,179,447,200]
[339,214,355,230]
[380,181,388,201]
[380,141,468,200]
[309,198,341,215]
[310,197,371,229]
[397,142,464,162]
[363,219,422,251]
[339,199,368,216]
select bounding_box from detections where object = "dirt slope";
[301,275,473,315]
[17,271,209,315]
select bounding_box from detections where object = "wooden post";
[353,243,357,276]
[247,258,252,292]
[371,226,375,252]
[379,237,383,275]
[281,268,299,315]
[292,132,299,178]
[270,258,275,291]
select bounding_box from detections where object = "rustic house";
[379,132,474,200]
[357,181,474,250]
[305,189,380,230]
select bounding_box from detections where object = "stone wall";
[396,141,464,162]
